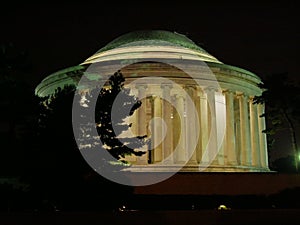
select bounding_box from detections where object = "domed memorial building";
[35,30,270,172]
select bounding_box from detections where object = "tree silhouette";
[0,42,40,210]
[34,69,147,210]
[254,73,300,171]
[272,155,297,173]
[76,70,148,167]
[34,84,87,209]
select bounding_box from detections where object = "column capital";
[223,89,235,95]
[175,93,185,99]
[161,83,173,89]
[184,85,197,99]
[248,96,257,102]
[204,86,219,92]
[135,83,148,90]
[184,84,196,90]
[236,92,250,101]
[149,95,159,103]
[235,91,243,97]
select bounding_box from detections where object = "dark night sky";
[1,0,299,161]
[1,1,299,85]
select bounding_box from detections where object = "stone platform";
[129,172,300,195]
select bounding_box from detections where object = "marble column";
[161,83,173,164]
[215,92,225,166]
[173,94,186,163]
[234,96,241,165]
[185,85,198,164]
[258,103,269,168]
[205,87,218,164]
[195,92,202,163]
[151,95,163,163]
[224,90,237,165]
[199,90,209,163]
[238,94,252,166]
[136,84,148,165]
[249,97,261,167]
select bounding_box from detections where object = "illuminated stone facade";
[35,30,270,172]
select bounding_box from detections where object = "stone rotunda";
[35,30,270,172]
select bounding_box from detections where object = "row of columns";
[223,91,268,168]
[132,84,269,169]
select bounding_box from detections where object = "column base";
[122,164,272,172]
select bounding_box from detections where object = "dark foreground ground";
[2,173,300,224]
[2,193,300,225]
[2,209,300,225]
